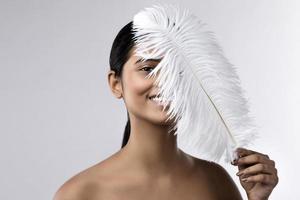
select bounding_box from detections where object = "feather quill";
[132,3,259,163]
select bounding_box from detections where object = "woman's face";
[119,47,174,126]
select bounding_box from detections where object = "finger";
[241,174,278,185]
[236,163,277,177]
[237,153,272,166]
[269,159,276,167]
[236,148,269,159]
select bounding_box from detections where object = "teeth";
[150,96,169,102]
[149,95,174,102]
[149,96,160,100]
[152,97,161,101]
[150,96,160,100]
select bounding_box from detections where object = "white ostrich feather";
[132,3,259,163]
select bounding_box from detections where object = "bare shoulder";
[53,176,86,200]
[53,159,113,200]
[53,168,99,200]
[190,156,243,200]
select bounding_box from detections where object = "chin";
[148,109,176,126]
[145,98,176,126]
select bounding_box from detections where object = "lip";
[148,97,172,111]
[148,97,167,107]
[148,94,174,102]
[148,96,172,104]
[148,94,160,99]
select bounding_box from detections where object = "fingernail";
[236,171,244,176]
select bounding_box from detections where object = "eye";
[140,66,155,73]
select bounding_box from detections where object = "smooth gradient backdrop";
[1,0,299,199]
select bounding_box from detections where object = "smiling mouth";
[148,95,172,106]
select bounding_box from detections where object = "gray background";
[1,0,299,199]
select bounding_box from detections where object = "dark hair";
[109,21,135,148]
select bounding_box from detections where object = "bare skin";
[53,47,244,200]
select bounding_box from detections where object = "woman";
[54,22,278,200]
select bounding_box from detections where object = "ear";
[107,70,123,99]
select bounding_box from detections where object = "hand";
[231,148,279,200]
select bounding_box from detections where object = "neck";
[120,114,184,176]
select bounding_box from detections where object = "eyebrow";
[135,58,161,64]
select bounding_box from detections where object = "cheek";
[124,72,152,102]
